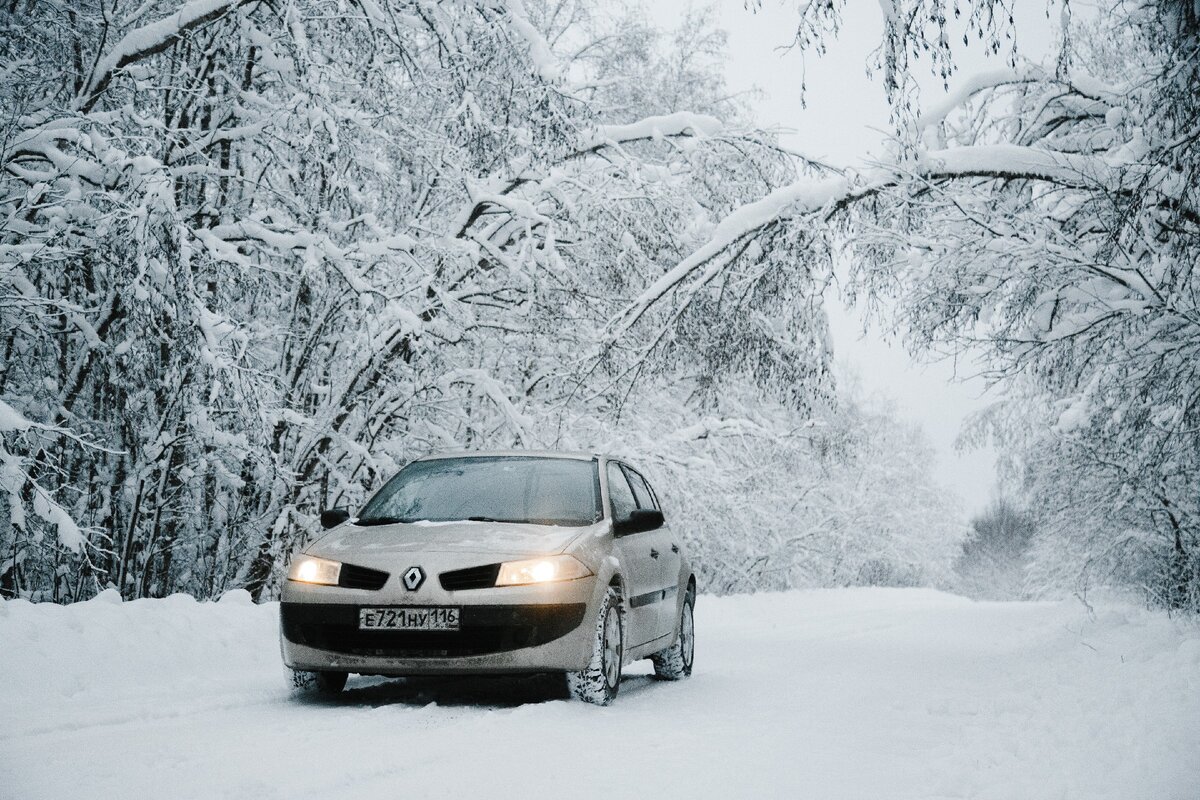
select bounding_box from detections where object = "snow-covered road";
[2,588,1198,800]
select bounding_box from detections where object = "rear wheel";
[566,585,624,705]
[291,669,348,696]
[651,587,694,680]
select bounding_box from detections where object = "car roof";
[414,449,606,462]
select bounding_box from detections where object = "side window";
[606,461,637,522]
[622,466,658,511]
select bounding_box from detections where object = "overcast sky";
[647,0,1061,516]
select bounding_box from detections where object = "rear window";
[356,456,601,527]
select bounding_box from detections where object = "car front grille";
[338,563,389,591]
[280,602,587,658]
[439,563,501,591]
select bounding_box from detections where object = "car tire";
[651,587,694,681]
[566,585,624,705]
[291,669,348,696]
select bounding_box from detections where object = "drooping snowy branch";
[79,0,255,111]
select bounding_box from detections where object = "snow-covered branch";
[79,0,255,112]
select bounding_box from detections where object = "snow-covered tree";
[1,0,590,599]
[544,376,967,595]
[603,0,1200,610]
[849,3,1200,610]
[955,497,1035,600]
[0,0,843,600]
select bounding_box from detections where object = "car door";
[607,460,663,647]
[621,464,680,637]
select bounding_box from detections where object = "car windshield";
[355,456,601,527]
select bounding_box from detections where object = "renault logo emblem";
[402,566,425,591]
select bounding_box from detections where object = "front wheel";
[651,588,694,680]
[566,585,624,705]
[291,669,348,696]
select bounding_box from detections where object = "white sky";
[647,0,1061,516]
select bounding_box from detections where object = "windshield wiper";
[354,515,420,526]
[465,515,518,523]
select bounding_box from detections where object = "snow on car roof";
[415,449,602,462]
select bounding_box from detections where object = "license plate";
[358,606,461,631]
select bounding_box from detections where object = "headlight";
[495,555,592,586]
[287,555,342,585]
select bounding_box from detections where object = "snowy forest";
[0,0,1196,612]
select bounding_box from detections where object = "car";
[280,450,695,705]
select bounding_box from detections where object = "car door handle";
[671,543,679,553]
[649,548,660,559]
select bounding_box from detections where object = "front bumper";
[283,602,585,663]
[279,575,602,675]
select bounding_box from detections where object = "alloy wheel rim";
[602,607,621,687]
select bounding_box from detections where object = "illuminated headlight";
[287,556,342,586]
[495,555,592,586]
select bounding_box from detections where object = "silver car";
[281,451,695,704]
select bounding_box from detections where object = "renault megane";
[280,451,695,704]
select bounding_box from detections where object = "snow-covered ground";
[2,588,1198,799]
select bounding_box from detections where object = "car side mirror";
[614,508,664,536]
[320,507,351,529]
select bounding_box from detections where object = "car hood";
[308,519,599,559]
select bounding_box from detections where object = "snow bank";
[1,589,1197,799]
[0,590,284,733]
